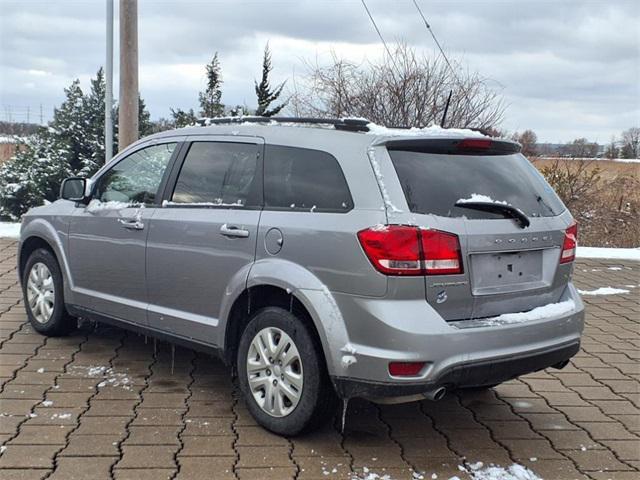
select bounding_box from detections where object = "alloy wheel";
[26,262,55,324]
[246,327,304,417]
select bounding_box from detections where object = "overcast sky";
[1,0,638,142]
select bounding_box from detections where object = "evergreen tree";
[198,53,224,118]
[254,44,287,117]
[228,105,251,117]
[49,79,87,173]
[138,95,153,137]
[0,129,71,219]
[0,68,154,218]
[170,108,198,128]
[82,67,112,170]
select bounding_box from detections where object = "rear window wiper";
[454,201,531,228]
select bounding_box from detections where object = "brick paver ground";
[0,238,638,479]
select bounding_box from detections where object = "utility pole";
[105,0,114,162]
[118,0,138,150]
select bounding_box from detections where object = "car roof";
[142,117,506,148]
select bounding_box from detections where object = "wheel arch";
[223,284,322,366]
[19,236,59,284]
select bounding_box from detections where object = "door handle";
[220,224,249,238]
[118,218,145,230]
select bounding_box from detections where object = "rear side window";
[388,150,565,219]
[171,142,260,207]
[264,145,353,212]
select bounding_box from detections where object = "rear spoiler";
[385,138,521,156]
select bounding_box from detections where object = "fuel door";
[264,227,284,255]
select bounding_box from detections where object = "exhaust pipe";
[551,360,570,370]
[424,386,447,401]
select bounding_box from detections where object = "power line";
[411,0,476,118]
[411,0,459,83]
[360,0,401,77]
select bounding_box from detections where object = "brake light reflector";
[421,229,463,275]
[358,225,463,275]
[389,361,425,377]
[457,138,492,150]
[560,221,578,264]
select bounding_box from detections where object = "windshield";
[387,150,565,219]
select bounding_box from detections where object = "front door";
[68,141,179,324]
[146,138,263,345]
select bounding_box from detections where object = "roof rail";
[195,116,371,132]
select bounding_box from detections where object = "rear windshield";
[388,150,565,219]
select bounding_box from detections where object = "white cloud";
[0,0,638,142]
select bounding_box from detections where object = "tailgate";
[425,216,571,321]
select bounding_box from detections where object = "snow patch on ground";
[67,365,132,389]
[576,246,640,261]
[464,463,542,480]
[456,194,508,205]
[578,287,630,296]
[51,413,72,420]
[0,222,20,239]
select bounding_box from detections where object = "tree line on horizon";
[509,128,639,160]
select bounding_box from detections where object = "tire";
[22,248,75,336]
[236,307,337,436]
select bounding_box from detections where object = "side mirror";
[60,177,87,202]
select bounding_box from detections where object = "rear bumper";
[326,283,584,399]
[332,340,579,400]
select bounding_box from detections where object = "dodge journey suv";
[18,117,584,435]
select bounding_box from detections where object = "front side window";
[171,142,260,207]
[264,145,353,212]
[95,143,177,204]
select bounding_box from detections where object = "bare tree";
[620,127,640,159]
[604,136,618,159]
[288,44,505,130]
[512,130,538,157]
[561,138,599,158]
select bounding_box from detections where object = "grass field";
[532,158,639,248]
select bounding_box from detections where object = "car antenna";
[440,89,453,128]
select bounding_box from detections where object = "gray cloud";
[0,0,638,142]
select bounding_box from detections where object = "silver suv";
[18,117,584,435]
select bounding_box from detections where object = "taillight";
[389,361,425,377]
[560,221,578,264]
[357,225,463,276]
[357,225,422,275]
[421,229,463,275]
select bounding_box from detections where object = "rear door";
[145,137,263,345]
[384,140,573,321]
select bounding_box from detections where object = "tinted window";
[171,142,260,207]
[96,143,176,204]
[388,150,565,219]
[264,145,353,212]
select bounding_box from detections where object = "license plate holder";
[470,250,544,295]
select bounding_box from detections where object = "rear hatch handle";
[454,201,531,228]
